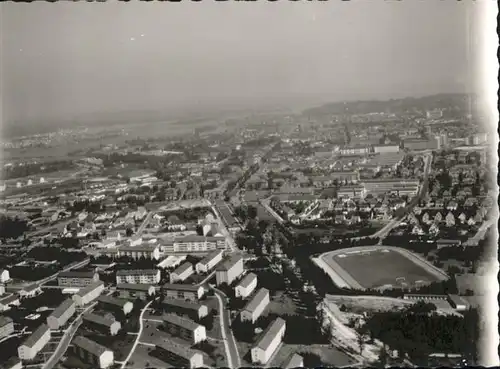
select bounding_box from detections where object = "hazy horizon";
[1,1,486,128]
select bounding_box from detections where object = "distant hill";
[301,93,478,117]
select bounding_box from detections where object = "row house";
[241,288,270,323]
[162,313,206,344]
[215,255,244,286]
[116,283,155,300]
[162,299,209,320]
[162,284,204,301]
[58,271,100,288]
[72,336,114,369]
[170,263,194,283]
[72,281,105,307]
[83,313,121,336]
[97,295,134,316]
[116,269,160,285]
[46,299,76,330]
[195,249,224,273]
[251,317,286,365]
[18,324,51,360]
[154,339,204,369]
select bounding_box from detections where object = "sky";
[0,1,488,127]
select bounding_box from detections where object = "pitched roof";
[49,299,75,319]
[75,281,104,297]
[59,271,96,279]
[163,313,201,331]
[255,317,286,350]
[237,273,257,289]
[243,288,269,313]
[73,335,110,356]
[21,324,50,348]
[216,255,243,272]
[117,283,155,292]
[162,283,202,293]
[97,295,132,308]
[0,316,13,327]
[116,269,158,276]
[83,313,117,328]
[162,299,206,312]
[155,338,201,360]
[172,262,193,275]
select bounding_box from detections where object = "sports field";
[327,248,443,290]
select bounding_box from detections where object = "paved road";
[120,299,155,369]
[136,211,154,236]
[213,288,241,368]
[211,205,237,252]
[42,301,97,369]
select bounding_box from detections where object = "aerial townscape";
[2,1,498,369]
[0,91,495,369]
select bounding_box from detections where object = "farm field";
[327,248,443,290]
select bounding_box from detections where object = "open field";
[319,246,449,290]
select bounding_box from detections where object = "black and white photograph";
[0,1,498,369]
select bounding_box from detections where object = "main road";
[213,288,241,368]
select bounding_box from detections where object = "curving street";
[213,288,240,368]
[120,299,154,369]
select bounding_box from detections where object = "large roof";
[73,335,110,356]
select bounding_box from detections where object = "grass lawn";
[128,343,170,369]
[329,248,441,289]
[268,292,301,315]
[236,341,254,367]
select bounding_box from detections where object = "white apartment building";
[195,249,223,273]
[0,285,5,296]
[169,262,194,283]
[155,339,204,368]
[162,235,227,253]
[162,313,206,344]
[72,335,114,369]
[241,288,270,323]
[72,281,105,307]
[251,317,286,365]
[116,269,160,285]
[215,255,244,286]
[46,299,76,330]
[162,299,209,320]
[163,284,205,301]
[0,316,14,339]
[234,272,257,298]
[83,313,121,336]
[97,295,134,315]
[18,324,51,360]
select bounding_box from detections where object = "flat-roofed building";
[116,269,160,285]
[72,281,105,307]
[373,143,400,153]
[162,313,206,344]
[215,255,243,286]
[162,299,209,320]
[283,353,304,368]
[116,283,155,300]
[154,339,204,368]
[251,317,286,365]
[163,284,204,301]
[195,250,224,273]
[241,288,270,323]
[72,335,114,368]
[116,245,160,260]
[97,295,134,316]
[58,271,99,288]
[18,323,51,360]
[337,185,366,200]
[83,313,121,336]
[0,316,14,339]
[170,263,194,283]
[163,235,226,253]
[363,178,420,196]
[46,299,76,330]
[234,273,257,298]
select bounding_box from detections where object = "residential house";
[170,263,194,283]
[82,313,121,336]
[154,339,204,369]
[162,313,206,344]
[241,288,270,323]
[234,273,258,299]
[58,271,100,288]
[0,316,14,339]
[251,317,287,365]
[195,250,224,273]
[116,269,160,285]
[72,336,114,369]
[46,299,76,330]
[97,295,134,316]
[18,324,51,360]
[72,281,105,307]
[116,283,155,300]
[162,284,204,301]
[215,255,244,286]
[162,299,209,320]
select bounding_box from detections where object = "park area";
[326,247,445,290]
